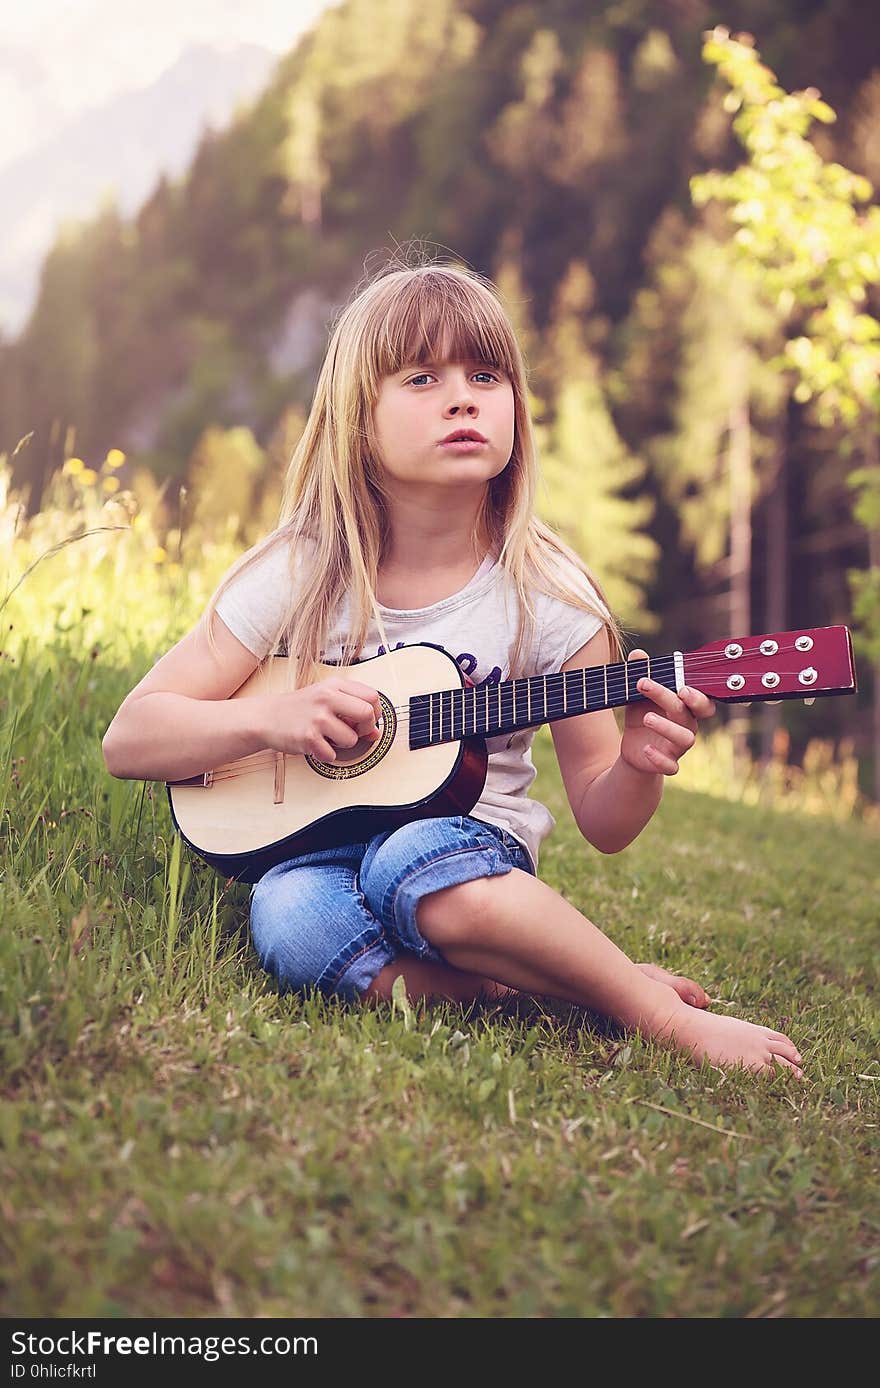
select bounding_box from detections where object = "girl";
[103,256,804,1079]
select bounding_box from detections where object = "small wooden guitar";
[166,625,857,883]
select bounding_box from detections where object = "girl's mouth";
[440,440,488,451]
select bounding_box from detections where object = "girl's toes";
[672,974,709,1008]
[771,1049,805,1078]
[769,1035,803,1064]
[775,1056,806,1079]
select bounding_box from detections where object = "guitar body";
[166,643,488,883]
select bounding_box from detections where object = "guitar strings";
[408,672,821,723]
[371,641,824,714]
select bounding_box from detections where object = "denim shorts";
[248,815,535,1000]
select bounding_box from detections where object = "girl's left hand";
[620,647,717,776]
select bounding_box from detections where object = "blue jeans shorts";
[249,815,535,1000]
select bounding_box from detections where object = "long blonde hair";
[203,251,624,686]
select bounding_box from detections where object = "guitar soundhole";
[306,691,397,780]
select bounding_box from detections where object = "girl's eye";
[406,369,500,386]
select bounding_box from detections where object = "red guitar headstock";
[683,626,857,704]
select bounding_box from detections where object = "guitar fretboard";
[408,654,680,748]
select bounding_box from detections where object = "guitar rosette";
[305,689,397,779]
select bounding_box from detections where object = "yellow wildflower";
[102,475,121,494]
[63,457,85,476]
[79,468,98,485]
[105,448,126,469]
[152,546,167,563]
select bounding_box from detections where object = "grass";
[2,630,878,1318]
[1,456,877,1317]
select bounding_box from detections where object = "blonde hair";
[203,251,624,686]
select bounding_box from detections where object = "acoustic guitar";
[166,625,857,883]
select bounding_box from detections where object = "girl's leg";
[363,959,514,1005]
[358,815,537,1010]
[249,844,506,1004]
[415,869,804,1078]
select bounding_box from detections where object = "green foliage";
[692,27,880,653]
[534,261,659,629]
[188,426,267,536]
[651,232,784,568]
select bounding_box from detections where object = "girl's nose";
[445,389,477,415]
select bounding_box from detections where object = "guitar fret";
[415,652,683,748]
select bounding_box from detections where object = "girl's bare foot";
[650,1000,805,1078]
[637,962,710,1009]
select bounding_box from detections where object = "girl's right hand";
[258,677,382,761]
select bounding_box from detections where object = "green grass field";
[2,630,878,1318]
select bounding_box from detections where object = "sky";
[0,0,336,165]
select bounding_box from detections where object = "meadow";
[1,462,878,1317]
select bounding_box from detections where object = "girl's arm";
[103,614,383,782]
[102,615,268,782]
[549,626,648,853]
[550,634,715,854]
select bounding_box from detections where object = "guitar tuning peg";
[803,697,815,706]
[764,700,782,706]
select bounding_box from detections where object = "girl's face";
[372,358,515,495]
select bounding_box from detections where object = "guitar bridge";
[165,770,214,787]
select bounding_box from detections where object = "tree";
[692,28,880,796]
[650,232,784,762]
[536,260,658,630]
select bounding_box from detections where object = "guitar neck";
[409,652,679,749]
[407,624,855,749]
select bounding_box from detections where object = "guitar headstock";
[683,626,857,704]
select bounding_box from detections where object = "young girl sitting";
[103,257,804,1079]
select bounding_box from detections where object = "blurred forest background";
[2,0,879,800]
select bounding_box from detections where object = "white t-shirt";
[214,540,608,872]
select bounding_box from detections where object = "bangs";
[369,270,519,383]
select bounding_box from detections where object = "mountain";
[0,41,278,335]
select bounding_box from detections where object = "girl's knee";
[415,875,494,948]
[249,878,324,992]
[249,871,395,999]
